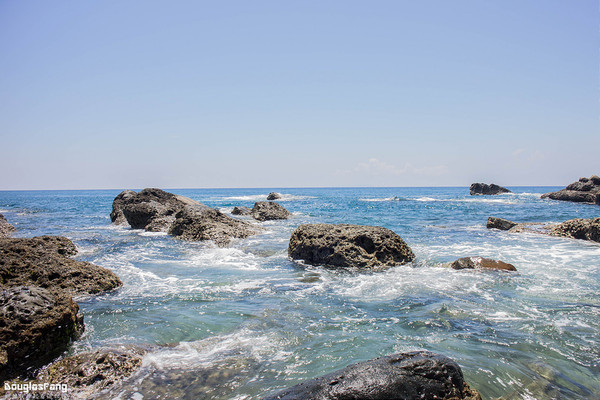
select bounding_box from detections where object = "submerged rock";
[263,351,481,400]
[232,206,252,216]
[0,214,15,237]
[111,188,257,246]
[252,201,291,221]
[0,236,122,296]
[267,192,282,200]
[0,286,83,381]
[550,218,600,243]
[469,183,511,195]
[450,257,517,271]
[288,224,414,270]
[541,175,600,204]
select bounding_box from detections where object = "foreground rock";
[450,257,516,271]
[111,188,257,246]
[541,175,600,204]
[267,192,282,200]
[36,347,145,398]
[252,201,291,221]
[288,224,414,270]
[0,286,83,381]
[470,183,511,195]
[232,206,252,216]
[487,216,600,243]
[263,351,481,400]
[0,214,15,237]
[0,236,122,296]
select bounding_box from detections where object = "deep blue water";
[1,187,599,399]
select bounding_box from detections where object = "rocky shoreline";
[541,175,600,205]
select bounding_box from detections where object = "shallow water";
[1,187,599,399]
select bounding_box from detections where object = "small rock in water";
[450,257,516,271]
[267,192,282,200]
[232,206,252,216]
[252,201,291,221]
[487,217,518,231]
[469,183,511,195]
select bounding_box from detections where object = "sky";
[1,0,598,190]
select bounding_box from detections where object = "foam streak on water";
[0,187,598,400]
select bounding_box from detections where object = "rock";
[232,206,252,216]
[267,192,282,200]
[469,183,511,195]
[0,236,122,296]
[486,217,518,231]
[262,351,481,400]
[111,188,257,246]
[288,224,414,270]
[36,347,145,398]
[550,218,600,243]
[0,286,83,381]
[541,175,600,204]
[450,257,516,271]
[0,214,16,237]
[252,201,291,222]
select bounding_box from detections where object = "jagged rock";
[487,217,518,231]
[267,192,282,200]
[263,351,481,400]
[541,175,600,204]
[288,224,414,270]
[450,257,516,271]
[232,206,252,216]
[551,218,600,243]
[469,183,511,195]
[0,236,122,296]
[0,214,15,237]
[0,286,83,381]
[111,188,257,246]
[252,201,291,222]
[36,347,145,398]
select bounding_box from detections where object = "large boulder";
[0,236,122,296]
[541,175,600,204]
[267,192,282,200]
[263,351,481,400]
[0,214,15,237]
[469,183,511,195]
[0,286,83,381]
[111,188,257,246]
[550,218,600,243]
[288,224,415,270]
[450,257,516,271]
[252,201,291,222]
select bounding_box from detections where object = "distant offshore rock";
[541,175,600,204]
[288,224,414,270]
[450,256,516,271]
[111,188,257,246]
[469,183,511,195]
[263,351,481,400]
[486,216,600,243]
[252,201,291,221]
[267,192,282,200]
[0,214,15,237]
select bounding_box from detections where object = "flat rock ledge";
[0,236,122,296]
[0,286,83,381]
[252,201,291,221]
[541,175,600,205]
[0,214,15,237]
[263,351,481,400]
[288,224,415,270]
[487,216,600,243]
[111,188,257,246]
[470,183,511,195]
[450,257,516,271]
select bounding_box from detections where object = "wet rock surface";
[252,201,291,222]
[469,183,511,195]
[450,257,517,271]
[263,351,481,400]
[288,223,415,270]
[541,175,600,204]
[486,217,600,243]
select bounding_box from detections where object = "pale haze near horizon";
[1,1,598,190]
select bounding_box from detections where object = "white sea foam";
[359,197,403,202]
[223,194,314,202]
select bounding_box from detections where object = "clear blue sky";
[1,1,598,189]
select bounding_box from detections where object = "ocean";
[1,187,599,399]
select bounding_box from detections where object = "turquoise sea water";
[1,187,599,399]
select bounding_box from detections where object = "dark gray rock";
[288,224,414,270]
[486,217,518,231]
[450,257,517,271]
[232,206,252,216]
[542,175,600,204]
[252,201,291,222]
[263,351,481,400]
[0,214,15,237]
[111,188,257,246]
[550,218,600,243]
[0,286,83,381]
[469,183,511,195]
[0,236,122,296]
[267,192,282,200]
